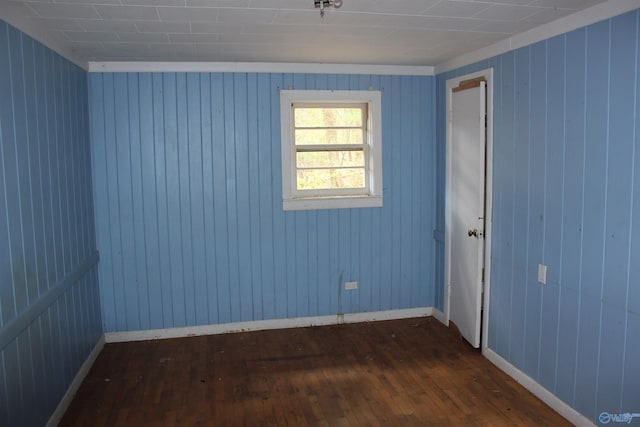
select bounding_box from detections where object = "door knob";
[467,229,483,237]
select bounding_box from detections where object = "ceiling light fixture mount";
[314,0,342,18]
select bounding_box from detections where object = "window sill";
[283,195,383,211]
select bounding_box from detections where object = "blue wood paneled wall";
[436,9,640,424]
[89,72,436,333]
[0,21,102,426]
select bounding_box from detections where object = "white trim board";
[88,61,435,75]
[483,348,596,427]
[46,335,105,427]
[105,307,434,343]
[435,0,640,74]
[431,308,447,326]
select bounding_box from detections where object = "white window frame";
[280,90,383,211]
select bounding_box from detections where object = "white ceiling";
[4,0,608,66]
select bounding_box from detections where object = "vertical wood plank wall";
[89,73,437,333]
[0,21,102,426]
[435,9,640,424]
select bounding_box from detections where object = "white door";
[447,81,486,348]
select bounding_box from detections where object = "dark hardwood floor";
[60,317,570,426]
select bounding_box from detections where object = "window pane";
[295,129,362,145]
[297,151,364,168]
[294,108,362,128]
[297,168,365,190]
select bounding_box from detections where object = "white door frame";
[444,68,493,352]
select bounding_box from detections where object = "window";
[280,90,383,211]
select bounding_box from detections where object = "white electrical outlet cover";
[538,264,547,284]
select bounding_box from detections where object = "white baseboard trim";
[482,348,595,427]
[47,335,106,427]
[105,307,434,343]
[431,308,447,325]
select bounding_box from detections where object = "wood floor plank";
[60,317,571,426]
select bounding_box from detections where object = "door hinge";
[481,268,485,282]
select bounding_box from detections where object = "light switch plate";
[538,264,547,285]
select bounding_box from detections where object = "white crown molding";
[88,61,435,75]
[483,348,596,427]
[104,307,435,343]
[435,0,640,74]
[1,5,88,70]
